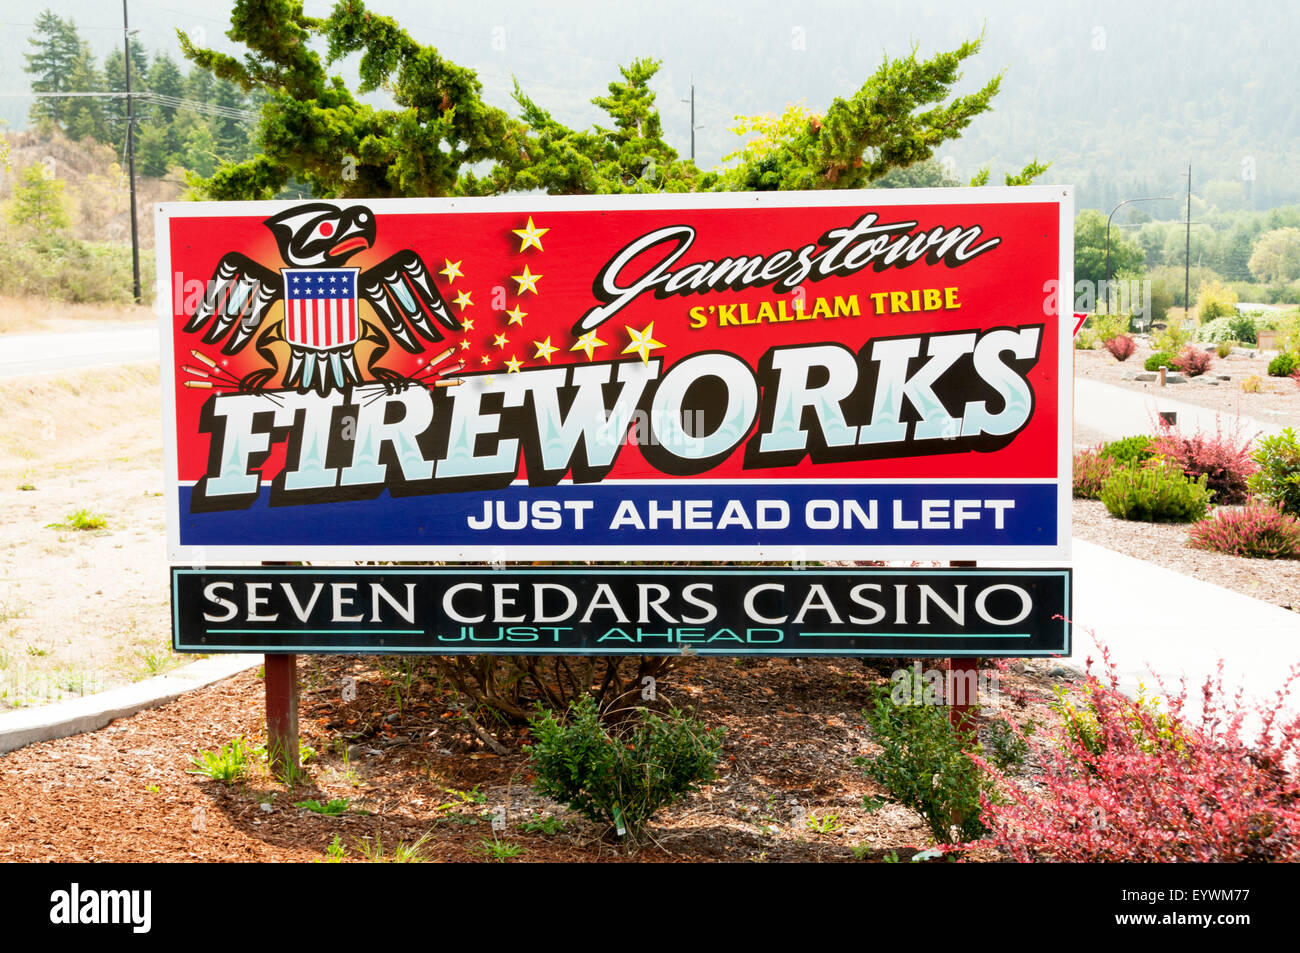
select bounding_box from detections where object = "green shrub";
[1099,434,1157,467]
[1088,312,1130,342]
[1195,279,1239,323]
[1074,329,1097,350]
[1153,316,1192,354]
[1099,462,1212,522]
[1197,313,1259,345]
[1248,428,1300,516]
[525,694,724,845]
[1267,352,1299,377]
[0,230,155,304]
[1144,352,1176,372]
[855,677,991,844]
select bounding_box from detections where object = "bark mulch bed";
[0,654,1067,863]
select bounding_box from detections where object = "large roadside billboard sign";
[157,187,1072,562]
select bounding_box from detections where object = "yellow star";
[621,321,665,365]
[493,332,510,349]
[453,290,473,310]
[512,216,549,252]
[505,306,527,326]
[484,375,496,387]
[480,355,491,366]
[461,317,475,331]
[505,355,524,374]
[533,336,558,363]
[511,265,542,295]
[439,259,464,283]
[570,330,607,361]
[459,337,471,351]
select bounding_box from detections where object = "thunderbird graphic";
[183,203,459,394]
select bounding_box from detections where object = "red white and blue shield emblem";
[282,268,359,350]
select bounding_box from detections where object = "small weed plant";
[189,736,254,784]
[46,508,107,531]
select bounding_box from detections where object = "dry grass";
[0,295,154,334]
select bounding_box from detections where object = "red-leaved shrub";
[1152,417,1257,504]
[1189,504,1300,558]
[1172,345,1213,377]
[976,645,1300,861]
[1072,446,1114,499]
[1102,335,1136,361]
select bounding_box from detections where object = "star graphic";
[484,375,496,387]
[621,322,666,364]
[462,317,475,331]
[480,355,491,366]
[459,338,471,351]
[505,306,527,326]
[440,259,464,283]
[505,355,524,373]
[453,290,474,310]
[493,332,510,349]
[533,336,558,363]
[511,216,549,253]
[511,265,542,295]
[570,330,607,360]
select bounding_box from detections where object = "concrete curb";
[0,654,261,755]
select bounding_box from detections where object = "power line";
[0,90,256,122]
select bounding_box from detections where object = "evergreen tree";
[181,0,1044,200]
[1075,209,1145,288]
[64,43,108,142]
[102,39,150,150]
[24,11,85,130]
[8,164,71,233]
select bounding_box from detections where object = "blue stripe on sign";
[178,482,1057,547]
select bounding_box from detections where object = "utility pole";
[1184,165,1192,316]
[123,0,141,305]
[681,81,698,162]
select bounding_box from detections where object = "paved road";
[0,326,159,379]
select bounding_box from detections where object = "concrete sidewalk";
[1075,377,1289,445]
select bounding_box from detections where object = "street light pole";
[122,0,141,305]
[1105,195,1173,312]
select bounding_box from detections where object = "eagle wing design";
[359,250,460,352]
[184,252,283,355]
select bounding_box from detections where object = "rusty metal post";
[948,560,978,739]
[264,653,298,777]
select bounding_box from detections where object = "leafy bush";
[1242,374,1263,394]
[1099,434,1158,467]
[1072,447,1115,499]
[856,676,992,844]
[1144,351,1176,372]
[1153,315,1192,354]
[1074,329,1097,350]
[1153,419,1256,505]
[1102,335,1136,361]
[1099,461,1212,522]
[1171,345,1212,377]
[1089,312,1130,342]
[1215,340,1234,358]
[1268,352,1300,377]
[1196,314,1258,345]
[1194,278,1239,323]
[1248,428,1300,516]
[1050,680,1182,760]
[979,647,1300,861]
[1188,505,1300,559]
[0,230,155,304]
[525,694,724,845]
